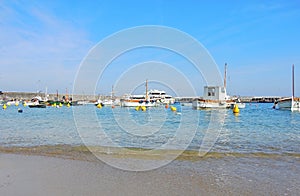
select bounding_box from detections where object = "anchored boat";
[193,63,245,109]
[276,64,300,111]
[121,94,156,107]
[25,96,47,108]
[121,80,158,107]
[192,86,234,109]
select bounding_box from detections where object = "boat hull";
[28,104,46,108]
[102,100,114,106]
[121,100,156,107]
[277,98,300,111]
[192,100,233,109]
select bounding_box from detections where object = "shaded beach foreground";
[0,146,299,195]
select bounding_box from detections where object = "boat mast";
[66,88,69,101]
[145,79,148,100]
[111,85,114,100]
[292,64,294,98]
[291,64,295,111]
[224,63,227,89]
[45,86,48,101]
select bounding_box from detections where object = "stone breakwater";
[0,91,98,101]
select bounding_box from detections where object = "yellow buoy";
[135,106,140,111]
[52,103,57,107]
[59,103,63,107]
[3,104,7,110]
[67,103,70,107]
[170,106,177,112]
[15,102,19,106]
[97,103,102,108]
[7,102,11,106]
[233,104,239,113]
[141,106,146,111]
[23,102,27,107]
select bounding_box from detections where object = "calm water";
[0,103,299,155]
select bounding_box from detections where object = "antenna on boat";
[224,63,227,88]
[292,64,295,98]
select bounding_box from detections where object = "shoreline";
[1,146,299,195]
[1,144,300,162]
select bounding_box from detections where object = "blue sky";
[0,0,300,97]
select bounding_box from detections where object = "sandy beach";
[1,150,299,196]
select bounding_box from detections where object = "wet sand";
[1,149,300,195]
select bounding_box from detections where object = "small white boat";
[98,85,119,107]
[192,85,235,109]
[75,100,91,105]
[6,100,20,106]
[24,96,47,107]
[102,99,114,106]
[277,97,300,111]
[236,102,246,109]
[276,65,300,111]
[230,99,246,109]
[192,83,235,109]
[193,63,245,110]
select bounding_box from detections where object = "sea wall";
[0,92,98,101]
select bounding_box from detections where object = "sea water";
[0,103,299,156]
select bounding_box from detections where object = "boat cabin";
[203,86,227,101]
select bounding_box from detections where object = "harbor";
[1,69,299,195]
[1,1,300,195]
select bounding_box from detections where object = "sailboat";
[102,85,116,106]
[277,64,300,111]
